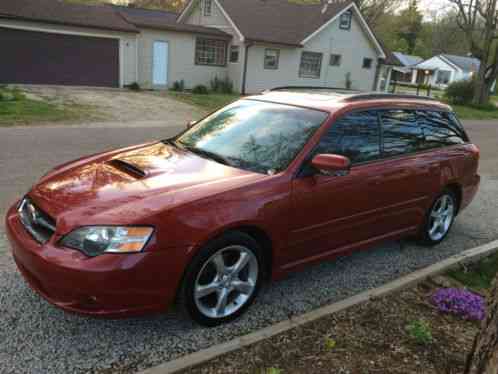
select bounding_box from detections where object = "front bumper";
[5,202,186,318]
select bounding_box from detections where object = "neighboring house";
[414,54,480,88]
[0,0,398,93]
[390,52,423,85]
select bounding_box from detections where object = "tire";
[418,189,457,246]
[178,231,264,327]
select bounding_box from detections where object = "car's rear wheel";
[179,232,263,327]
[419,190,457,246]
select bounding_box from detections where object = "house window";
[362,58,373,69]
[230,45,240,63]
[299,52,323,78]
[264,49,280,69]
[339,10,352,30]
[195,37,227,66]
[330,54,342,66]
[436,70,452,85]
[203,0,212,16]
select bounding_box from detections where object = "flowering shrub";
[432,288,486,321]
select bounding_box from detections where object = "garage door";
[0,27,120,87]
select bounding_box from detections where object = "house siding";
[183,0,244,92]
[0,19,138,87]
[244,13,379,94]
[137,28,227,90]
[416,56,461,87]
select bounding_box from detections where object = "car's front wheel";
[179,232,263,327]
[419,190,457,246]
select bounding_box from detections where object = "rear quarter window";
[416,110,467,149]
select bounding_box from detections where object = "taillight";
[469,144,480,161]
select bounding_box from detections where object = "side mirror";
[311,154,351,176]
[186,120,197,129]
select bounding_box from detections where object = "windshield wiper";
[181,144,233,167]
[162,139,179,148]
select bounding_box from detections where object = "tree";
[449,0,498,104]
[465,275,498,374]
[396,0,423,54]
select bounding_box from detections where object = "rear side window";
[314,111,380,164]
[416,110,467,148]
[381,110,424,157]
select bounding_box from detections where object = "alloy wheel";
[194,245,259,319]
[428,194,455,241]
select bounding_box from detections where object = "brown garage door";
[0,27,119,87]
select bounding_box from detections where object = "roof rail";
[266,86,359,93]
[342,93,439,102]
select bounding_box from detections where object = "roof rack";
[268,86,359,92]
[342,93,439,102]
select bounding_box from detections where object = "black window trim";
[339,10,352,30]
[295,107,469,179]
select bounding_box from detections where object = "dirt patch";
[184,279,479,374]
[19,86,205,125]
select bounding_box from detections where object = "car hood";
[29,142,265,230]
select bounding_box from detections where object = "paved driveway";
[0,120,497,373]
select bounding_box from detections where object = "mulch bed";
[184,278,480,374]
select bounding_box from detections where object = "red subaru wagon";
[6,89,480,326]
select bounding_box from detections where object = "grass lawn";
[447,253,498,291]
[450,102,498,120]
[0,87,92,126]
[166,91,240,112]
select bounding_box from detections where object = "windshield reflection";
[177,100,328,174]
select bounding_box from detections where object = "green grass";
[0,87,91,126]
[447,253,498,291]
[450,102,498,120]
[167,91,240,112]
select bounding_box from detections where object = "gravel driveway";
[21,86,205,126]
[0,121,497,374]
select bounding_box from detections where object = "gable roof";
[441,54,480,72]
[0,0,138,33]
[215,0,353,46]
[393,52,423,67]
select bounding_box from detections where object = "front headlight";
[60,226,154,257]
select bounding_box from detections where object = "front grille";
[18,197,56,244]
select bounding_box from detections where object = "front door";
[153,41,168,86]
[284,110,386,266]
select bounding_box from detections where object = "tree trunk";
[465,275,498,374]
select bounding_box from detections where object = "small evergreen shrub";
[345,72,353,90]
[126,82,141,91]
[192,84,209,95]
[445,79,475,105]
[210,76,234,94]
[172,80,185,92]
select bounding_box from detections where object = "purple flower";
[432,288,486,321]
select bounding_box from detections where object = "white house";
[414,54,480,88]
[0,0,399,94]
[390,52,423,85]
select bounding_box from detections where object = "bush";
[210,76,234,94]
[126,82,141,91]
[432,288,486,321]
[192,84,209,95]
[445,79,475,105]
[345,72,353,90]
[172,80,185,92]
[406,319,433,345]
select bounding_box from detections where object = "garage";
[0,27,120,87]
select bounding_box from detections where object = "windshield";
[175,100,328,174]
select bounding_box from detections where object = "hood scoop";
[108,159,147,178]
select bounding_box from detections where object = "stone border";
[139,239,498,374]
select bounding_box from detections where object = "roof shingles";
[0,0,138,33]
